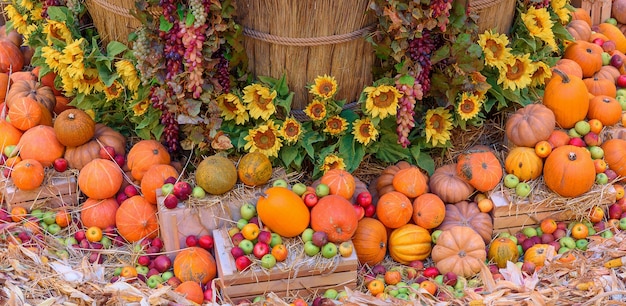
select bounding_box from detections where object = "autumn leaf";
[383,7,403,33]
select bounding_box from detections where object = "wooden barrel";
[470,0,517,34]
[235,0,376,110]
[84,0,142,45]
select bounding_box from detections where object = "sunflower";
[309,74,338,99]
[550,0,570,25]
[363,85,402,119]
[115,60,141,91]
[457,92,483,121]
[104,80,123,101]
[74,68,103,95]
[41,46,63,71]
[320,154,346,172]
[304,99,327,121]
[242,83,277,120]
[18,0,35,11]
[43,20,73,45]
[132,99,150,116]
[352,117,379,146]
[60,38,86,80]
[217,93,249,125]
[5,5,29,35]
[497,53,533,91]
[280,117,302,143]
[530,61,552,87]
[522,7,557,50]
[244,120,283,158]
[424,107,453,147]
[323,115,348,136]
[478,30,513,69]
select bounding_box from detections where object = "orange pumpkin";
[587,95,622,126]
[593,65,621,82]
[543,69,590,129]
[456,146,503,192]
[570,8,592,26]
[351,217,387,266]
[173,247,217,285]
[0,119,22,155]
[53,108,96,147]
[63,124,126,170]
[412,193,445,229]
[583,76,616,97]
[257,187,310,237]
[11,159,44,190]
[141,164,179,204]
[0,73,8,103]
[174,281,205,304]
[566,19,592,41]
[487,237,519,268]
[428,164,475,203]
[80,197,119,229]
[376,191,413,229]
[595,23,626,53]
[504,147,543,181]
[601,138,626,177]
[237,151,272,186]
[376,161,412,196]
[523,244,556,267]
[437,201,493,244]
[16,125,65,167]
[563,41,603,78]
[0,39,24,73]
[543,145,595,197]
[388,224,432,264]
[320,169,356,200]
[127,140,171,181]
[8,96,42,131]
[505,103,556,147]
[115,195,159,243]
[551,59,583,80]
[391,165,428,198]
[78,159,123,200]
[310,195,358,243]
[431,226,486,277]
[6,80,56,114]
[54,95,73,115]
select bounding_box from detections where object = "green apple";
[602,52,611,65]
[558,246,570,254]
[503,174,520,188]
[323,289,338,299]
[136,265,149,275]
[588,146,604,160]
[617,95,626,111]
[535,227,543,237]
[147,275,163,288]
[386,288,399,297]
[315,183,330,197]
[586,227,596,237]
[301,228,314,242]
[619,217,626,230]
[507,235,518,245]
[431,229,443,244]
[336,290,348,301]
[161,271,174,281]
[596,173,609,185]
[39,221,48,232]
[47,223,61,235]
[65,236,78,246]
[30,209,44,220]
[56,249,69,260]
[321,242,338,258]
[272,179,288,188]
[100,236,112,249]
[236,218,248,230]
[191,186,206,199]
[239,203,256,220]
[252,296,265,303]
[605,17,618,26]
[260,254,277,269]
[410,283,421,291]
[574,120,591,136]
[113,267,123,276]
[161,183,174,196]
[601,230,614,239]
[575,238,589,251]
[42,211,56,225]
[396,293,409,300]
[515,182,531,198]
[522,227,537,238]
[4,145,17,158]
[434,274,444,285]
[396,281,409,294]
[238,239,254,255]
[559,236,576,249]
[291,183,308,196]
[269,233,283,248]
[304,241,320,256]
[568,128,581,138]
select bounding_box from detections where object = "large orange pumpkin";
[504,147,544,181]
[6,80,56,114]
[542,69,589,129]
[392,165,428,198]
[63,124,126,170]
[431,226,486,277]
[173,247,217,285]
[543,145,595,197]
[562,41,603,78]
[320,169,356,200]
[174,281,204,304]
[127,140,171,181]
[257,187,310,237]
[141,164,179,204]
[0,39,24,73]
[16,125,64,167]
[115,195,159,243]
[551,59,583,80]
[11,159,44,190]
[376,191,413,229]
[376,161,412,197]
[583,76,616,97]
[587,95,622,126]
[0,119,22,153]
[601,138,626,177]
[387,224,432,264]
[505,103,555,148]
[78,159,123,200]
[437,201,493,244]
[428,164,474,203]
[8,96,42,131]
[237,151,272,186]
[53,108,96,147]
[351,217,387,266]
[487,236,519,268]
[412,193,445,229]
[570,8,592,26]
[310,194,358,243]
[566,19,592,41]
[456,146,503,192]
[80,197,119,229]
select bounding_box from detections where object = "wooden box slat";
[1,173,79,210]
[571,0,612,25]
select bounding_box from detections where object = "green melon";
[195,155,237,195]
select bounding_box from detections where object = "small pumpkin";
[505,103,556,147]
[428,164,475,203]
[614,0,626,24]
[195,155,238,195]
[566,20,592,41]
[16,125,64,167]
[141,164,179,204]
[562,40,603,78]
[80,197,119,229]
[7,96,42,131]
[392,165,428,198]
[53,108,96,147]
[504,147,543,181]
[594,65,621,82]
[431,226,487,278]
[0,39,24,73]
[570,8,592,26]
[456,146,503,192]
[487,237,520,268]
[523,244,556,267]
[388,224,432,264]
[542,69,590,129]
[583,76,616,97]
[78,159,123,200]
[115,195,159,243]
[320,169,356,200]
[311,195,358,243]
[174,281,204,304]
[437,201,493,244]
[587,95,622,126]
[237,151,272,186]
[11,159,44,190]
[412,193,446,229]
[127,140,170,181]
[173,247,217,285]
[257,187,310,237]
[543,145,595,197]
[351,217,387,266]
[376,161,412,196]
[64,124,126,170]
[601,138,626,177]
[6,80,56,114]
[551,59,583,80]
[376,191,413,229]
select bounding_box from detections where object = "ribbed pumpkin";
[587,95,622,126]
[0,39,24,73]
[583,76,616,97]
[64,124,126,170]
[562,41,603,78]
[78,159,123,200]
[428,164,474,203]
[141,164,179,204]
[523,244,556,268]
[376,161,412,196]
[54,109,96,147]
[0,119,22,153]
[173,247,217,285]
[505,104,555,147]
[601,139,626,177]
[310,195,358,243]
[195,155,237,195]
[412,193,445,229]
[320,169,356,200]
[595,23,626,53]
[11,159,44,190]
[542,69,590,129]
[80,197,119,229]
[431,226,487,277]
[6,80,56,113]
[594,65,621,83]
[551,59,583,80]
[504,147,543,181]
[388,224,432,264]
[115,195,159,243]
[127,140,170,181]
[488,237,519,268]
[8,96,42,131]
[351,218,387,266]
[543,145,595,197]
[437,201,493,244]
[0,73,8,103]
[174,281,204,304]
[392,165,428,198]
[570,8,592,26]
[456,146,503,192]
[16,125,64,167]
[566,19,592,41]
[376,191,413,229]
[237,151,272,186]
[257,187,310,237]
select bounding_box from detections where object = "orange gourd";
[78,159,123,200]
[601,138,626,177]
[570,8,592,27]
[504,147,543,181]
[505,103,556,147]
[587,95,622,126]
[53,108,96,147]
[376,161,412,196]
[115,195,159,243]
[376,191,413,229]
[488,237,520,268]
[127,140,171,181]
[351,217,387,266]
[0,119,22,153]
[456,146,503,192]
[431,226,487,277]
[543,69,590,129]
[80,197,119,229]
[437,201,493,244]
[551,59,583,80]
[0,39,24,73]
[174,281,205,304]
[173,247,217,285]
[595,23,626,53]
[388,224,432,264]
[6,80,56,114]
[8,96,42,131]
[566,19,592,41]
[257,187,310,237]
[428,164,475,203]
[594,65,621,82]
[563,41,603,78]
[63,124,126,170]
[16,125,64,167]
[320,169,356,200]
[583,76,616,97]
[310,194,358,243]
[412,193,445,229]
[237,151,272,186]
[141,164,179,204]
[11,159,44,190]
[391,165,428,198]
[523,244,556,267]
[543,145,595,197]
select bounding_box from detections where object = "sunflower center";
[320,82,333,95]
[486,40,503,58]
[253,130,276,150]
[460,100,475,113]
[430,115,443,132]
[224,100,238,112]
[312,105,324,117]
[285,123,299,137]
[506,59,525,80]
[373,92,392,108]
[257,97,272,109]
[359,124,371,137]
[533,16,545,29]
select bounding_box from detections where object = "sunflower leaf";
[279,145,298,169]
[106,41,127,58]
[411,146,435,176]
[159,16,173,32]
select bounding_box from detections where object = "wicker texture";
[470,0,517,34]
[84,0,140,45]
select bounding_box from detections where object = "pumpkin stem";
[458,250,466,258]
[567,151,577,161]
[551,69,571,84]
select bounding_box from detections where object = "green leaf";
[159,16,173,32]
[412,147,435,176]
[338,134,365,173]
[398,74,415,86]
[431,44,450,64]
[47,7,70,22]
[106,41,127,57]
[276,74,290,96]
[95,61,117,87]
[185,13,195,27]
[257,75,278,87]
[279,145,298,168]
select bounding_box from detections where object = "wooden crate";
[571,0,612,25]
[212,228,358,303]
[490,184,616,235]
[0,171,79,211]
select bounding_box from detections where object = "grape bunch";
[395,76,424,148]
[181,22,208,98]
[150,87,180,153]
[213,50,231,93]
[430,0,452,19]
[188,0,207,27]
[42,0,62,18]
[407,30,438,94]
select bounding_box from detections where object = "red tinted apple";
[356,192,372,207]
[113,154,125,167]
[137,255,151,266]
[617,75,626,88]
[252,242,270,259]
[99,146,116,160]
[124,185,139,198]
[185,235,198,247]
[256,231,271,245]
[592,38,605,46]
[609,203,623,219]
[423,267,440,278]
[173,181,192,200]
[353,205,365,220]
[153,255,172,273]
[303,193,318,207]
[408,260,425,270]
[364,204,376,217]
[230,246,245,259]
[53,158,68,172]
[611,54,624,68]
[198,235,215,250]
[151,237,163,249]
[230,232,245,246]
[163,194,179,209]
[568,137,585,147]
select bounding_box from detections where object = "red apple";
[552,228,567,240]
[74,230,86,242]
[356,191,372,207]
[371,264,386,276]
[609,203,624,219]
[364,204,376,217]
[423,266,440,278]
[153,255,172,273]
[521,261,536,275]
[247,216,260,227]
[303,193,318,208]
[603,40,617,52]
[568,137,586,147]
[252,242,270,259]
[408,260,425,270]
[198,235,215,250]
[353,205,365,220]
[256,231,272,245]
[137,255,151,266]
[0,209,10,222]
[166,276,182,288]
[617,197,626,211]
[113,154,125,167]
[617,75,626,88]
[151,237,163,250]
[53,158,68,172]
[163,194,179,209]
[557,222,567,231]
[230,246,245,259]
[173,181,192,200]
[443,272,457,286]
[488,264,499,275]
[592,38,605,46]
[540,233,555,244]
[89,252,103,264]
[116,192,128,205]
[583,132,601,147]
[230,232,245,246]
[311,231,329,248]
[99,146,116,160]
[611,54,624,68]
[203,288,213,303]
[514,231,527,244]
[185,235,198,247]
[548,241,561,251]
[521,238,536,252]
[124,185,139,198]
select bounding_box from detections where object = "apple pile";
[160,176,207,210]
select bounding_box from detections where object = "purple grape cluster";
[150,87,180,152]
[407,30,438,94]
[213,50,231,93]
